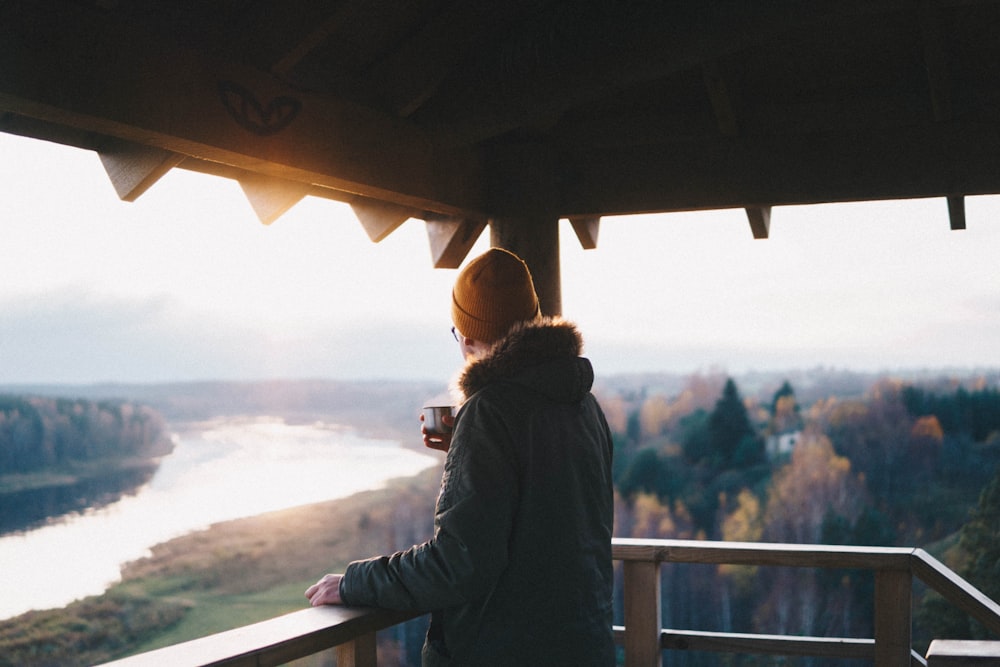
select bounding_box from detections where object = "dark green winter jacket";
[339,318,615,666]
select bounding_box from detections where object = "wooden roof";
[3,0,999,264]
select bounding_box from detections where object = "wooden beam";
[569,216,600,250]
[549,122,1000,218]
[98,138,184,202]
[947,196,966,230]
[238,173,311,225]
[0,1,484,218]
[350,197,419,243]
[356,3,528,119]
[425,216,487,269]
[746,207,771,239]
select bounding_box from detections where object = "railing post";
[623,560,662,667]
[874,568,912,667]
[336,630,378,667]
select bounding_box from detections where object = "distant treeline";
[902,384,1000,442]
[0,395,172,474]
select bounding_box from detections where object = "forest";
[1,373,999,666]
[0,395,172,478]
[597,372,1000,662]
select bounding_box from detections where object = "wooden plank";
[622,561,662,667]
[98,138,184,202]
[670,630,872,659]
[874,568,912,667]
[0,0,484,218]
[926,640,1000,666]
[96,606,421,667]
[612,538,915,571]
[425,216,487,269]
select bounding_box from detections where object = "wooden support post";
[336,631,378,667]
[874,568,912,667]
[623,560,662,667]
[490,217,561,317]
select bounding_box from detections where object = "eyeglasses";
[451,326,460,342]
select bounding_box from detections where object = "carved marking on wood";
[218,80,301,136]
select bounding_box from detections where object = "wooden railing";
[98,538,1000,667]
[614,538,1000,667]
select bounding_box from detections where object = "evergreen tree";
[707,379,762,468]
[958,467,1000,637]
[918,466,1000,641]
[771,380,796,414]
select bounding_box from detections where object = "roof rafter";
[424,1,914,147]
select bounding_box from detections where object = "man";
[306,248,614,666]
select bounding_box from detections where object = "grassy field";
[0,464,443,666]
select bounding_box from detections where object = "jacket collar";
[454,317,585,402]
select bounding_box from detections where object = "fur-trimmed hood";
[454,317,594,404]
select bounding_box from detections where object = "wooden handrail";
[98,605,421,667]
[96,538,1000,667]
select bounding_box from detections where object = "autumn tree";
[756,429,867,637]
[769,380,803,434]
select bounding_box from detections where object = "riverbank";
[0,455,162,495]
[0,463,443,666]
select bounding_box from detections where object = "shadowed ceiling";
[2,0,998,261]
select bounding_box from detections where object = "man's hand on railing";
[305,573,345,606]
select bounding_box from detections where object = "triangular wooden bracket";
[947,196,966,230]
[569,216,601,250]
[425,216,487,268]
[746,206,772,239]
[238,173,311,225]
[350,197,420,242]
[98,138,184,202]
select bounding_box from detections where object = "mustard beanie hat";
[451,248,540,344]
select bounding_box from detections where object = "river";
[0,416,437,621]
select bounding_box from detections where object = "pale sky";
[1,132,998,385]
